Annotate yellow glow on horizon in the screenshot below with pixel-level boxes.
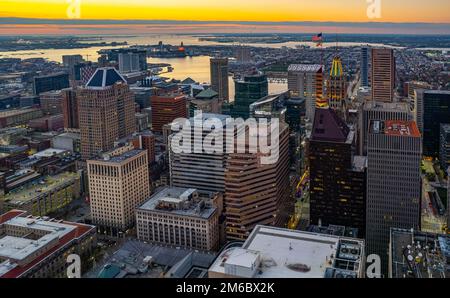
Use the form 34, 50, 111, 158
1, 0, 449, 23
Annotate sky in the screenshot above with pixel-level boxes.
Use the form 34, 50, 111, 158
0, 0, 449, 35
1, 0, 450, 23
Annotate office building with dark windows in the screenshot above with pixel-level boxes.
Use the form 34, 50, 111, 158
309, 108, 366, 237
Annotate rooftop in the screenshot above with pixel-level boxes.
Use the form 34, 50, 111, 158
93, 149, 144, 164
0, 108, 40, 118
311, 108, 351, 143
370, 120, 421, 138
195, 88, 218, 99
3, 172, 79, 205
138, 187, 217, 220
86, 67, 126, 89
288, 64, 323, 73
85, 239, 216, 278
0, 210, 95, 278
390, 228, 449, 278
209, 225, 365, 278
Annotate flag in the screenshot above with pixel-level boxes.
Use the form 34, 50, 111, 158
312, 33, 323, 47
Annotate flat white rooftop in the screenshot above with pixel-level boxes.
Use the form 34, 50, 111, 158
210, 226, 364, 278
0, 216, 76, 261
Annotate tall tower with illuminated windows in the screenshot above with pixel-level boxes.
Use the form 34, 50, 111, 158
328, 56, 346, 111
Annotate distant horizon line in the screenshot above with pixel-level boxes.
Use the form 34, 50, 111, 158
1, 17, 450, 26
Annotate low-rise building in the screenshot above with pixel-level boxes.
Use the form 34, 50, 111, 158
136, 187, 222, 251
2, 172, 81, 216
0, 108, 43, 128
0, 210, 96, 278
208, 225, 365, 278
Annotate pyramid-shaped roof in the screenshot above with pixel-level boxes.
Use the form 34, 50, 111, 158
311, 108, 350, 143
181, 77, 196, 84
195, 88, 218, 99
86, 67, 126, 89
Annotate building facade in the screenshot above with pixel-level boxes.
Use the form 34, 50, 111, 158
136, 187, 221, 251
371, 48, 395, 102
0, 210, 96, 278
309, 108, 366, 237
210, 57, 229, 102
361, 47, 369, 88
150, 93, 187, 133
287, 64, 324, 122
366, 120, 422, 275
224, 123, 291, 240
78, 68, 136, 160
420, 90, 450, 157
87, 148, 150, 234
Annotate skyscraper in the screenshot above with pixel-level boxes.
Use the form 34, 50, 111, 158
328, 56, 346, 111
150, 92, 187, 133
224, 123, 291, 240
358, 101, 412, 155
361, 47, 369, 88
309, 108, 366, 237
235, 46, 252, 63
419, 90, 450, 157
169, 113, 230, 193
33, 72, 70, 95
227, 73, 268, 119
87, 146, 150, 235
366, 120, 422, 275
439, 124, 450, 171
210, 57, 229, 102
61, 87, 79, 131
287, 64, 324, 121
371, 48, 395, 102
78, 67, 136, 160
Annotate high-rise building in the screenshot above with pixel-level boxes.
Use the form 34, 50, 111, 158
366, 120, 422, 275
419, 90, 450, 157
403, 81, 431, 99
448, 167, 450, 229
328, 56, 346, 111
224, 123, 290, 240
210, 57, 229, 102
371, 48, 395, 102
227, 73, 268, 119
439, 124, 450, 171
361, 47, 369, 88
309, 108, 366, 237
118, 52, 140, 73
235, 46, 252, 63
358, 101, 412, 155
39, 90, 63, 115
62, 54, 84, 67
136, 187, 222, 251
285, 97, 305, 134
87, 147, 150, 235
169, 113, 230, 193
287, 64, 324, 121
61, 88, 79, 131
78, 67, 136, 160
150, 92, 187, 133
33, 72, 70, 95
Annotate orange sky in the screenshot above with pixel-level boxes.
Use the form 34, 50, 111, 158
1, 0, 450, 23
